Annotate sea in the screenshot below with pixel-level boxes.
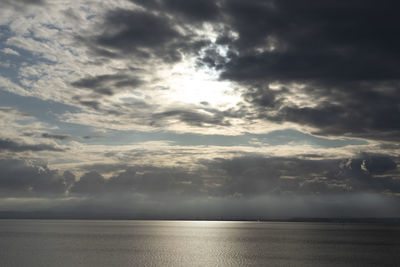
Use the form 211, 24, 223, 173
0, 220, 399, 266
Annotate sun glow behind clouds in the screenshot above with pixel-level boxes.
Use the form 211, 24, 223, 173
158, 58, 241, 108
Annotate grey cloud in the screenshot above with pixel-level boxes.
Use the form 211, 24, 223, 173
217, 0, 400, 83
2, 0, 45, 7
131, 0, 220, 22
79, 163, 127, 174
70, 171, 106, 194
75, 99, 100, 110
71, 1, 400, 140
201, 154, 399, 197
62, 171, 75, 187
87, 9, 182, 62
71, 74, 143, 95
0, 154, 399, 217
2, 193, 399, 219
243, 86, 283, 109
0, 138, 64, 152
68, 153, 399, 198
70, 166, 202, 197
1, 0, 46, 12
16, 0, 44, 4
256, 83, 400, 141
202, 156, 330, 196
193, 0, 400, 141
0, 107, 30, 117
0, 159, 67, 197
161, 0, 220, 22
153, 109, 231, 127
72, 95, 153, 120
336, 154, 399, 193
81, 5, 213, 64
82, 135, 103, 140
3, 0, 400, 219
196, 47, 230, 70
41, 133, 69, 141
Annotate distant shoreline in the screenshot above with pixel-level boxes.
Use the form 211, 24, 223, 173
1, 211, 400, 224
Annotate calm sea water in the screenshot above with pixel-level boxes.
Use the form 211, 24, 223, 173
0, 220, 399, 266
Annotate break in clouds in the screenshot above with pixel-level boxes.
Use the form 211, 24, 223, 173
0, 0, 399, 218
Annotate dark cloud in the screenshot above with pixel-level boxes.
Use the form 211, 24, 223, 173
153, 109, 231, 127
242, 86, 283, 109
82, 135, 103, 140
161, 0, 220, 21
131, 0, 220, 22
85, 9, 182, 62
201, 154, 399, 197
62, 170, 75, 187
217, 0, 400, 82
202, 156, 331, 196
2, 0, 45, 6
79, 163, 127, 174
71, 74, 143, 95
77, 0, 400, 140
0, 107, 30, 117
72, 1, 400, 139
0, 138, 64, 152
3, 0, 400, 221
67, 153, 399, 198
17, 0, 44, 4
99, 9, 177, 49
0, 152, 382, 199
0, 159, 67, 197
338, 155, 400, 193
254, 83, 400, 140
80, 3, 214, 64
70, 171, 107, 194
1, 0, 46, 12
74, 99, 101, 110
70, 166, 202, 197
0, 154, 398, 217
41, 133, 69, 141
192, 0, 400, 141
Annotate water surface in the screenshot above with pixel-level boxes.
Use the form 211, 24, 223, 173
0, 220, 399, 266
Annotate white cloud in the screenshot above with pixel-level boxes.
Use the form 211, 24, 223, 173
1, 48, 20, 56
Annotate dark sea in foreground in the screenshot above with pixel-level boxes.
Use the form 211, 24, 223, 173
0, 220, 399, 266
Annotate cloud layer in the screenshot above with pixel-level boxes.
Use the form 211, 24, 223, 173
0, 0, 399, 218
0, 154, 399, 218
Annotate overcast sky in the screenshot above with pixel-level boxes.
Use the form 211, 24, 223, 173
0, 0, 399, 219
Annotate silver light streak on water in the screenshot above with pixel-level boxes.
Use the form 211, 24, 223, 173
0, 220, 399, 266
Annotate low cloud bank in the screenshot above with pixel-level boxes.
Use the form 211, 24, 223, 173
0, 154, 399, 219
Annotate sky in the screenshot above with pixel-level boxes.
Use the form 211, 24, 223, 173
0, 0, 399, 219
